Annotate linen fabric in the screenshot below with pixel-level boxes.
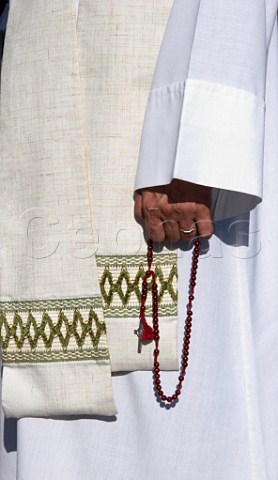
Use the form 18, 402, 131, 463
0, 0, 178, 419
77, 0, 178, 372
1, 0, 278, 479
0, 0, 118, 418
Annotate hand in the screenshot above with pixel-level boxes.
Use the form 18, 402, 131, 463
134, 179, 213, 243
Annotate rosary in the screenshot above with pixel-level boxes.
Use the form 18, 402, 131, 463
138, 239, 200, 403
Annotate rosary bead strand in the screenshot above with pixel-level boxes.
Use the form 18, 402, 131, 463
139, 239, 200, 404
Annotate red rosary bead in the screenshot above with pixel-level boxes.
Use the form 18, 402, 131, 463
139, 238, 200, 405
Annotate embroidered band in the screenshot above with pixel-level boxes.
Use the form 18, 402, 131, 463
97, 252, 178, 317
0, 297, 108, 364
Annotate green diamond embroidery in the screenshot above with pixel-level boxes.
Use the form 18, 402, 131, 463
96, 253, 177, 318
0, 298, 108, 364
0, 253, 177, 364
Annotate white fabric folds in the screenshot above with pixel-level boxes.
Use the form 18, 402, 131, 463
135, 0, 269, 221
136, 79, 265, 219
175, 80, 265, 196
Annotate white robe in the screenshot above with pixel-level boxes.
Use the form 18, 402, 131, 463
1, 1, 278, 479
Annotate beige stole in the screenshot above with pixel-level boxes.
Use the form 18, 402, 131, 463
0, 0, 176, 418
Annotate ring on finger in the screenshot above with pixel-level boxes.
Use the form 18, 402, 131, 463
180, 227, 195, 235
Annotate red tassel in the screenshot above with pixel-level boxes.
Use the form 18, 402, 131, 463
140, 322, 155, 341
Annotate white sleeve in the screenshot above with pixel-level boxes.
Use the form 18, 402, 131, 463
135, 0, 277, 220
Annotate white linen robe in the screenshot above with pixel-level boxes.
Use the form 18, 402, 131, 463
1, 1, 278, 479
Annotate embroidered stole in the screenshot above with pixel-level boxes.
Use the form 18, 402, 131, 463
0, 0, 176, 418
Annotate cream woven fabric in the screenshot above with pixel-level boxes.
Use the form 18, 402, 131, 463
0, 0, 176, 418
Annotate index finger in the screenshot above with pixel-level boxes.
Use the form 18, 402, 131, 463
194, 207, 214, 239
144, 206, 166, 243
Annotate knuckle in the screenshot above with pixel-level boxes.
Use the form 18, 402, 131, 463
160, 202, 172, 217
193, 203, 205, 215
144, 205, 160, 218
197, 220, 214, 238
161, 218, 175, 229
143, 197, 154, 210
